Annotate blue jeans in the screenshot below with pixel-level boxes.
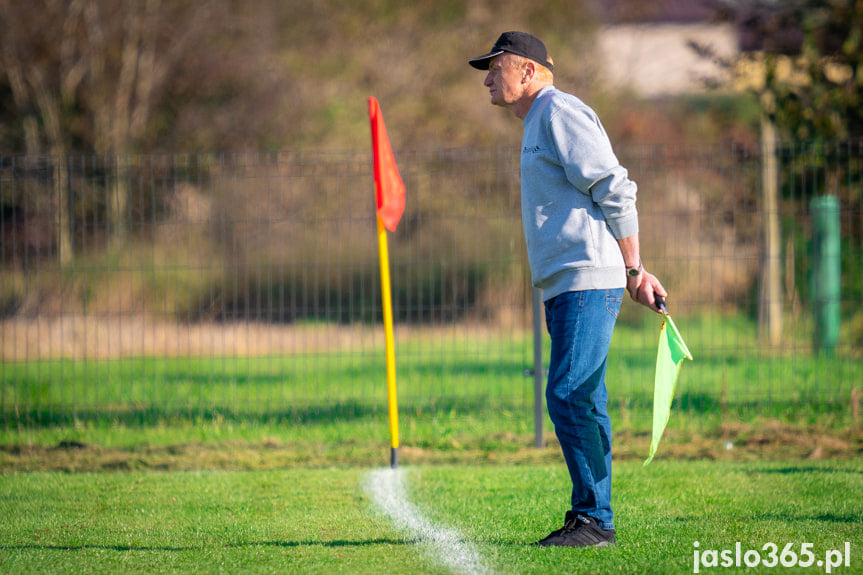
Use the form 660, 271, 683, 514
544, 289, 623, 531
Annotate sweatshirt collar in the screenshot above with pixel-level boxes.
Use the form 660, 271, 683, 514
523, 85, 556, 123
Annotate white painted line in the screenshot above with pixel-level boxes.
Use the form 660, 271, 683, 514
367, 468, 490, 575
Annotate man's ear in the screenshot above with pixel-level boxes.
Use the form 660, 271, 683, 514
522, 61, 537, 83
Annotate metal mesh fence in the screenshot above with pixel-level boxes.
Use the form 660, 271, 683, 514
1, 143, 861, 433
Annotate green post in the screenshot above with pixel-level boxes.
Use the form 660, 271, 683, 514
810, 195, 841, 355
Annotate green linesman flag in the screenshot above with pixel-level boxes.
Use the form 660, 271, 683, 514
644, 313, 693, 466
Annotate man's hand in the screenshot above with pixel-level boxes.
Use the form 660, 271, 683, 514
627, 270, 668, 314
617, 234, 668, 314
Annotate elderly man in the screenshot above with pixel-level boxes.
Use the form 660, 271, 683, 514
469, 31, 667, 548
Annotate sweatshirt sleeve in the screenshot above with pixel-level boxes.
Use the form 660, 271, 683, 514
547, 105, 639, 239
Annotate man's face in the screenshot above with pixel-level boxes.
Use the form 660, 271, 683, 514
484, 53, 525, 108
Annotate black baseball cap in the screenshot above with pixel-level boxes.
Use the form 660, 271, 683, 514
469, 31, 554, 71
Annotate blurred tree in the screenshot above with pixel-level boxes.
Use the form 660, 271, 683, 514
0, 0, 228, 255
701, 0, 863, 344
0, 0, 230, 155
0, 0, 599, 155
710, 0, 863, 141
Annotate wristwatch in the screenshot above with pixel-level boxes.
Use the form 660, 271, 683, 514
626, 261, 643, 277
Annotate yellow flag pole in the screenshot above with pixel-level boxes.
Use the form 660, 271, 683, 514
377, 214, 399, 468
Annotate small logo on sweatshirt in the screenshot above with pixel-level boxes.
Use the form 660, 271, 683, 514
522, 145, 542, 154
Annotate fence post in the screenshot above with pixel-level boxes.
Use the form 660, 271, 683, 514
532, 287, 544, 448
56, 156, 73, 266
810, 195, 841, 355
759, 101, 783, 345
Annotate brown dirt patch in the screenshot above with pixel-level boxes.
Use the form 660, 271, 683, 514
1, 420, 859, 473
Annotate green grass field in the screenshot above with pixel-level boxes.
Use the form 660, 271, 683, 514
1, 314, 861, 573
0, 460, 860, 574
2, 314, 859, 442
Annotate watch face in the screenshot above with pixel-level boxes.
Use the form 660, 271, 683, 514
627, 268, 641, 277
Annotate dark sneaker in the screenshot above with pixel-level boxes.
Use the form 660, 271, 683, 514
533, 511, 616, 548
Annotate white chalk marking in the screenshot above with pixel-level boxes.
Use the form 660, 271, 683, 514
366, 467, 490, 575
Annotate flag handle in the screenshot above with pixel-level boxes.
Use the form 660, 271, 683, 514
377, 214, 400, 468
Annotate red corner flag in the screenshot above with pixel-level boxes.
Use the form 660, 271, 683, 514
368, 97, 405, 232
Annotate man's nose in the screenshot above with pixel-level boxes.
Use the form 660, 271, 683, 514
484, 72, 493, 87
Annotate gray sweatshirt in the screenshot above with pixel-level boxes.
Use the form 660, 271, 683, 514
520, 85, 639, 301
